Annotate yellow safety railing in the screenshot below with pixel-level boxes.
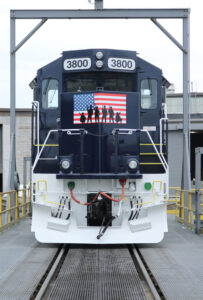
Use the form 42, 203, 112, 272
167, 187, 203, 232
0, 188, 30, 232
167, 187, 181, 217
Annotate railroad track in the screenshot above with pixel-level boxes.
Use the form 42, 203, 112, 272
31, 245, 165, 300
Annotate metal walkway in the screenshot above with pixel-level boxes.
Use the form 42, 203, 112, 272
0, 216, 203, 299
46, 246, 147, 300
0, 218, 58, 300
139, 215, 203, 300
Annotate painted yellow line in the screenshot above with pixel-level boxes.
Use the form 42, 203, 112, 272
140, 153, 166, 155
142, 200, 153, 205
34, 144, 59, 147
140, 144, 166, 146
43, 195, 64, 206
140, 163, 162, 165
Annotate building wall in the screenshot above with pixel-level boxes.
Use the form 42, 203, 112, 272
166, 93, 203, 114
168, 130, 183, 190
0, 110, 31, 192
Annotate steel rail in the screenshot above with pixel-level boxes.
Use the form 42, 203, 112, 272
130, 245, 163, 300
33, 244, 163, 300
35, 246, 66, 300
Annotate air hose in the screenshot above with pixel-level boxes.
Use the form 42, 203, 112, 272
97, 216, 117, 240
68, 181, 125, 239
70, 189, 99, 206
69, 180, 126, 204
100, 183, 125, 202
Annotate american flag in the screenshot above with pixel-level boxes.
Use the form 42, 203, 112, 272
73, 93, 126, 124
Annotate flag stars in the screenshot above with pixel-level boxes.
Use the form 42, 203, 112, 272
73, 93, 127, 124
74, 94, 95, 111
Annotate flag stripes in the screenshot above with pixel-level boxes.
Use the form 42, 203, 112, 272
73, 93, 127, 124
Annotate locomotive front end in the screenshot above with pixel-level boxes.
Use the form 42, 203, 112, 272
31, 49, 168, 243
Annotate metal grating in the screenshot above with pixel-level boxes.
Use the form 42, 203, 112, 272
0, 218, 59, 300
139, 215, 203, 300
47, 246, 147, 300
0, 219, 36, 282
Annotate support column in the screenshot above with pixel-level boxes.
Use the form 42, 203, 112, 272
95, 0, 103, 9
8, 17, 16, 219
8, 16, 46, 220
195, 148, 201, 234
182, 14, 191, 222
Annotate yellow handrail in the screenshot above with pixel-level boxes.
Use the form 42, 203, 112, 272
167, 187, 203, 232
22, 190, 24, 217
8, 193, 11, 225
0, 188, 30, 232
15, 191, 18, 220
27, 189, 30, 214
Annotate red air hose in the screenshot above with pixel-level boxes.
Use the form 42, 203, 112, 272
100, 183, 125, 202
69, 182, 125, 204
70, 189, 99, 205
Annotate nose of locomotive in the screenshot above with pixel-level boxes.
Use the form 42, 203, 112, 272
57, 91, 142, 179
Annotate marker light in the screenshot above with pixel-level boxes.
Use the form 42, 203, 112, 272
68, 181, 75, 190
96, 51, 104, 59
128, 160, 138, 170
144, 182, 152, 191
96, 60, 103, 68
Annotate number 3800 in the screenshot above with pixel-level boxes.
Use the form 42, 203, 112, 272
63, 58, 91, 70
108, 58, 135, 70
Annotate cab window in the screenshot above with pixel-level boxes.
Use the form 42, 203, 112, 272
66, 72, 133, 92
141, 79, 157, 109
42, 79, 59, 109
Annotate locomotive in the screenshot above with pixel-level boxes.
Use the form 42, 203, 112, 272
30, 49, 169, 243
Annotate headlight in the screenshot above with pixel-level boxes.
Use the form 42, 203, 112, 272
96, 51, 103, 59
61, 159, 71, 172
128, 159, 138, 171
62, 160, 70, 169
96, 60, 103, 68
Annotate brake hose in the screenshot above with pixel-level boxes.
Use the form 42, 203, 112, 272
97, 216, 117, 240
100, 183, 125, 202
69, 183, 125, 240
128, 200, 133, 221
66, 201, 71, 220
132, 197, 143, 220
70, 183, 125, 204
70, 189, 99, 205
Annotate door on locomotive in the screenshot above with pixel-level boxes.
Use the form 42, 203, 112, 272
31, 49, 168, 244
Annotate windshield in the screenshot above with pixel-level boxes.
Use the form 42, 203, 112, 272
66, 72, 133, 92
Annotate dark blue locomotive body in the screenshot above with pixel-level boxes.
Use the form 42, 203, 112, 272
32, 49, 167, 178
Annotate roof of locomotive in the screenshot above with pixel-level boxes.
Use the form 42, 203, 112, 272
37, 49, 159, 72
33, 49, 170, 87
